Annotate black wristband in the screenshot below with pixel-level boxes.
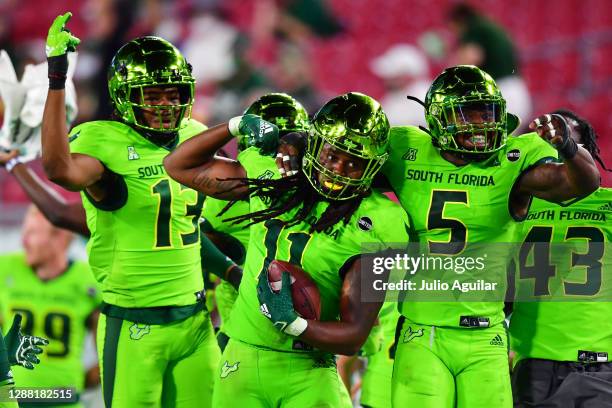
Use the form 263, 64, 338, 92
558, 136, 578, 160
47, 54, 68, 90
550, 113, 578, 160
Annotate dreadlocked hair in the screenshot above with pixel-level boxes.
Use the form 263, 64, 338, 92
553, 109, 610, 172
218, 171, 367, 233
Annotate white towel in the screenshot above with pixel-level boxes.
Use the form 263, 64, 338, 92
0, 50, 78, 162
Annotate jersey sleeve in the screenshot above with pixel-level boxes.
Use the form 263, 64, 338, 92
237, 147, 279, 180
201, 198, 229, 231
511, 132, 559, 172
179, 119, 208, 141
370, 197, 411, 247
68, 122, 109, 163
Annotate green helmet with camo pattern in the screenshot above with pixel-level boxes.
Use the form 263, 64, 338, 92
108, 36, 195, 133
245, 93, 309, 133
302, 92, 390, 200
425, 65, 519, 158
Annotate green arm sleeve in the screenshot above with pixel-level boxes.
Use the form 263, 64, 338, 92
200, 232, 241, 288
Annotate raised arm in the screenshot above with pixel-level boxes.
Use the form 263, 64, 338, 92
42, 13, 105, 191
515, 114, 600, 203
1, 151, 89, 236
164, 115, 278, 200
257, 258, 382, 356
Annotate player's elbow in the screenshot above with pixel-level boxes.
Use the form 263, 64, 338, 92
163, 155, 183, 183
44, 167, 83, 192
42, 156, 68, 184
339, 330, 370, 356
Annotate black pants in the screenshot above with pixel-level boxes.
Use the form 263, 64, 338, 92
512, 358, 612, 407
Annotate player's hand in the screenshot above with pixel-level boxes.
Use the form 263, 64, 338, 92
257, 270, 306, 336
275, 132, 306, 177
0, 149, 19, 167
529, 113, 577, 159
46, 12, 80, 57
228, 114, 279, 156
4, 314, 49, 369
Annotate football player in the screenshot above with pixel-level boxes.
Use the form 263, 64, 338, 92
201, 92, 310, 349
164, 92, 409, 407
41, 13, 219, 407
274, 66, 600, 407
509, 109, 612, 406
0, 205, 100, 407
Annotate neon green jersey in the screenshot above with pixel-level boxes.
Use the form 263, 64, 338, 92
201, 196, 251, 324
510, 188, 612, 363
225, 148, 410, 352
69, 120, 207, 308
201, 197, 250, 266
383, 126, 558, 327
0, 253, 100, 391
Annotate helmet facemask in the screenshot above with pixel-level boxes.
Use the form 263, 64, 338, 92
425, 65, 509, 159
302, 93, 389, 201
128, 82, 194, 133
431, 97, 507, 155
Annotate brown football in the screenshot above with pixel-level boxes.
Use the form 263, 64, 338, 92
267, 260, 321, 320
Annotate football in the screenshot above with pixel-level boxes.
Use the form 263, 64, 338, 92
267, 260, 321, 320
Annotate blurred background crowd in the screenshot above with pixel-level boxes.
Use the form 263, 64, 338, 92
0, 0, 611, 229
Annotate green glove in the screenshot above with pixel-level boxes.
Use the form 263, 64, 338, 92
46, 12, 80, 57
257, 270, 307, 336
4, 314, 48, 370
228, 114, 279, 156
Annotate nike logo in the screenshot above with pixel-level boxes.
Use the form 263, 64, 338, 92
220, 361, 240, 378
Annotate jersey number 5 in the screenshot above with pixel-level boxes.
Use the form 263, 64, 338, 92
427, 190, 468, 255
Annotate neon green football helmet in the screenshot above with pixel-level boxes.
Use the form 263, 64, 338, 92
108, 36, 195, 133
244, 93, 309, 133
425, 65, 518, 158
302, 92, 390, 200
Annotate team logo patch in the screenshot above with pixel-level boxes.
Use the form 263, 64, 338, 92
127, 146, 140, 160
489, 334, 505, 346
403, 326, 424, 343
129, 323, 150, 340
358, 216, 373, 231
506, 149, 521, 162
220, 361, 240, 378
402, 148, 418, 161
